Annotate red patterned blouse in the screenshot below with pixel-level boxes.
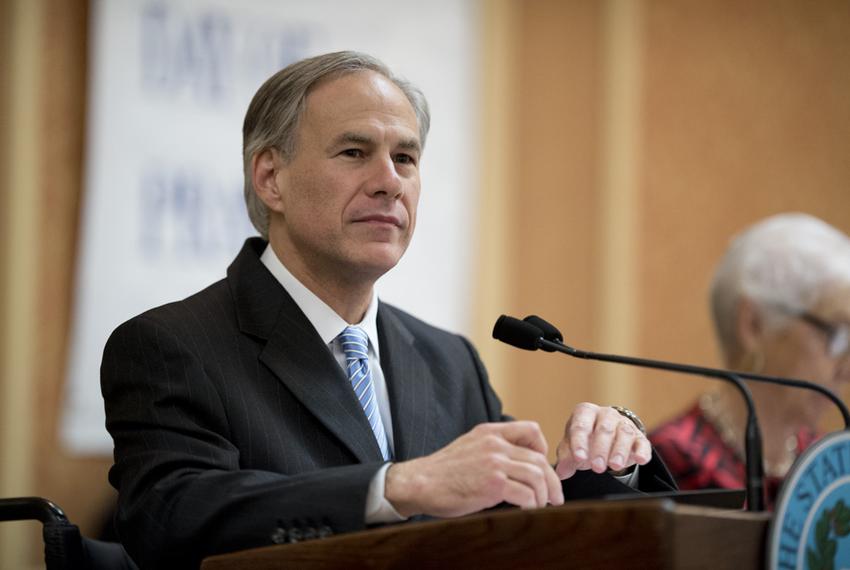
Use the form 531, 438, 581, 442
649, 402, 818, 509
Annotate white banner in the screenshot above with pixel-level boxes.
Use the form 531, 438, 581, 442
63, 0, 480, 453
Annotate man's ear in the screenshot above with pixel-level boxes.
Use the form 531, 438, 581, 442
251, 148, 286, 214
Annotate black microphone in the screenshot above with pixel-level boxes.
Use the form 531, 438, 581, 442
492, 314, 767, 512
525, 314, 850, 427
492, 315, 543, 351
524, 314, 563, 343
524, 315, 562, 351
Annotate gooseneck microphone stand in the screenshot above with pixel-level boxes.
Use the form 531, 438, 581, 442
493, 315, 766, 511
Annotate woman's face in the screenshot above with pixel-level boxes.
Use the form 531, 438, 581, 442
761, 285, 850, 427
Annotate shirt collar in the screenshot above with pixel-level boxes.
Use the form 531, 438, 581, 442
260, 244, 380, 356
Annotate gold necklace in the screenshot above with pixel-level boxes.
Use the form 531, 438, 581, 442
698, 392, 798, 478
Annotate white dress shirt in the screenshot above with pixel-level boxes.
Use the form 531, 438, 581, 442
260, 245, 404, 523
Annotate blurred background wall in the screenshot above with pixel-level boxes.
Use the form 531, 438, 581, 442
2, 0, 849, 567
480, 0, 850, 455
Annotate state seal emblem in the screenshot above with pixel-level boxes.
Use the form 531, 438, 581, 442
769, 430, 850, 569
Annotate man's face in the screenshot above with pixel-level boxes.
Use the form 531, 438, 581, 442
269, 70, 421, 285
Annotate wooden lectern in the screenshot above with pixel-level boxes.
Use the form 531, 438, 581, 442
201, 499, 771, 569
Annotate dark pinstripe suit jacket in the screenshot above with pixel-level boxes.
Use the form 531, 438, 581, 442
102, 238, 674, 569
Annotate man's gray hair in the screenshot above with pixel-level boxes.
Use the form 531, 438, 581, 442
710, 212, 850, 359
242, 51, 431, 239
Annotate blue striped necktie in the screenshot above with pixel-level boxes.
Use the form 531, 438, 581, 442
338, 326, 391, 460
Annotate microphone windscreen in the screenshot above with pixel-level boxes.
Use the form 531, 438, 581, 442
492, 315, 543, 351
523, 315, 563, 343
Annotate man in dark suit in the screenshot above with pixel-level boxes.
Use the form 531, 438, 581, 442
102, 51, 674, 569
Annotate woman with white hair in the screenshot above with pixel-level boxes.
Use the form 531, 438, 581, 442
649, 213, 850, 507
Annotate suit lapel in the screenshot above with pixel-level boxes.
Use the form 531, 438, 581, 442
228, 239, 383, 463
378, 305, 435, 461
260, 312, 383, 463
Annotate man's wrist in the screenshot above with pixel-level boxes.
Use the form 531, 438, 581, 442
365, 463, 407, 524
384, 461, 423, 518
608, 406, 646, 479
611, 405, 647, 434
